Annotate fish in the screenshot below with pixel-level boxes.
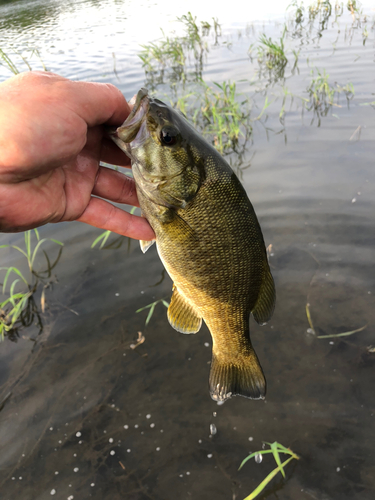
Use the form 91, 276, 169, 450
109, 88, 276, 402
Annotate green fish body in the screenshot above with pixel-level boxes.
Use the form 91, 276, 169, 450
110, 89, 276, 402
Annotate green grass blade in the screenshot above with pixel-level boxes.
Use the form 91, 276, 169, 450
270, 441, 285, 478
145, 303, 156, 326
317, 324, 367, 339
243, 456, 294, 500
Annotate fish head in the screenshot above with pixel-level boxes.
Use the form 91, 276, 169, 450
109, 88, 208, 209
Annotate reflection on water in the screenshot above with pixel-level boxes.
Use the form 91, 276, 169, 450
0, 1, 375, 499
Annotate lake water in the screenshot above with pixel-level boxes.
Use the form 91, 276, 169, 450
0, 1, 375, 499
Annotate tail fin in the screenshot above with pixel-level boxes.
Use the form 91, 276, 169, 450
209, 351, 266, 402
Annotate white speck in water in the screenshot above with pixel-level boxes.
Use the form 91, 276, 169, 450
141, 290, 144, 294
19, 477, 22, 480
73, 454, 77, 457
156, 447, 160, 451
306, 328, 315, 335
141, 431, 144, 435
217, 400, 225, 406
110, 450, 115, 456
204, 342, 209, 347
123, 353, 126, 356
150, 423, 155, 428
124, 425, 129, 429
146, 414, 151, 419
115, 293, 119, 296
352, 198, 356, 203
212, 412, 217, 417
255, 453, 263, 464
109, 438, 114, 443
49, 427, 53, 431
210, 424, 217, 435
330, 341, 334, 345
58, 440, 62, 444
127, 449, 131, 453
103, 430, 107, 434
186, 471, 190, 475
248, 437, 254, 441
50, 489, 56, 495
78, 440, 83, 444
76, 432, 81, 437
198, 439, 202, 443
90, 483, 95, 487
160, 429, 164, 433
73, 468, 79, 473
55, 471, 59, 475
179, 474, 183, 478
358, 191, 361, 195
11, 477, 15, 481
207, 454, 213, 458
336, 467, 341, 472
134, 424, 139, 429
68, 496, 74, 500
233, 427, 237, 431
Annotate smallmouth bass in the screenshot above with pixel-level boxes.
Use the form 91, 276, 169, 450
110, 88, 276, 402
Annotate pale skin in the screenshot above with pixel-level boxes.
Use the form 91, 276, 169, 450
0, 71, 155, 241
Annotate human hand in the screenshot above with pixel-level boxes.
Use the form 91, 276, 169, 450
0, 71, 155, 241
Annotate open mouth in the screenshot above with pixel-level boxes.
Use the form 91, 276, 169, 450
107, 88, 150, 154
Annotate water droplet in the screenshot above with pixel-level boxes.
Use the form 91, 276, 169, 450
207, 454, 213, 458
204, 342, 209, 347
134, 424, 139, 428
336, 467, 340, 472
248, 437, 253, 441
255, 453, 263, 464
210, 424, 217, 435
90, 483, 95, 487
68, 496, 74, 500
115, 293, 119, 296
216, 400, 225, 406
127, 449, 131, 453
212, 412, 217, 417
186, 471, 190, 475
54, 471, 59, 475
146, 414, 151, 419
49, 427, 53, 431
306, 328, 315, 335
150, 423, 155, 428
76, 432, 81, 437
50, 489, 56, 495
73, 468, 79, 473
110, 450, 115, 456
352, 198, 356, 203
109, 438, 114, 443
156, 447, 160, 451
124, 425, 129, 429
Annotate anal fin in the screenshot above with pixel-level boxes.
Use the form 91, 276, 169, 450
252, 268, 276, 326
167, 285, 202, 334
209, 350, 266, 402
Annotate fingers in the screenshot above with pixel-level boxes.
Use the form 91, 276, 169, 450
100, 137, 131, 167
76, 197, 155, 241
93, 166, 139, 206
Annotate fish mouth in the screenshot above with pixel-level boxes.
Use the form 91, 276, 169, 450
107, 88, 150, 155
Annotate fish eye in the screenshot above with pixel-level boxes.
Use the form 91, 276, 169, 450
160, 127, 178, 146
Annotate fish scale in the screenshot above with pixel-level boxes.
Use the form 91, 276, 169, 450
110, 88, 276, 402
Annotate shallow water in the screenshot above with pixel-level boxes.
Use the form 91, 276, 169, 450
0, 1, 375, 499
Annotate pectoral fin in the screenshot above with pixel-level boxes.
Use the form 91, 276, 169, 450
167, 285, 202, 334
251, 268, 276, 326
140, 239, 155, 253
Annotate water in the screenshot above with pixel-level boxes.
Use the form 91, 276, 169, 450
1, 1, 375, 499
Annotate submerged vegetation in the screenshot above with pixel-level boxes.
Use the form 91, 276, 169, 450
0, 230, 63, 341
239, 441, 300, 499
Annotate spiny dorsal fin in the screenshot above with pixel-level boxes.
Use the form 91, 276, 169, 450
167, 285, 202, 334
209, 350, 266, 402
252, 268, 276, 326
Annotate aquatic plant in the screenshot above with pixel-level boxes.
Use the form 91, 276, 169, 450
139, 12, 221, 87
239, 441, 299, 499
136, 298, 169, 326
305, 68, 354, 125
0, 45, 46, 76
0, 229, 63, 341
